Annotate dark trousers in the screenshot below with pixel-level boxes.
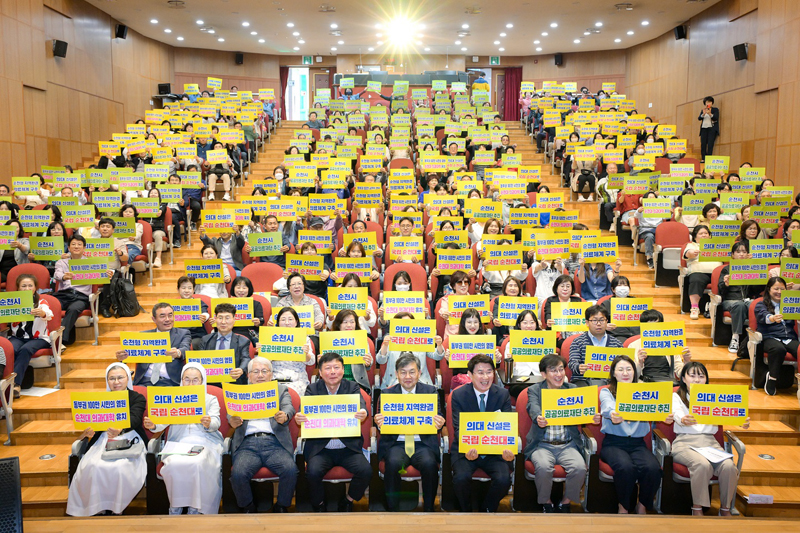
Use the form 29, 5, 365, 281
53, 289, 90, 345
231, 433, 298, 508
306, 447, 372, 507
383, 443, 439, 511
577, 174, 596, 194
9, 337, 52, 386
687, 272, 712, 298
187, 198, 202, 224
700, 128, 717, 158
763, 338, 800, 381
170, 209, 185, 244
452, 455, 512, 512
599, 434, 661, 511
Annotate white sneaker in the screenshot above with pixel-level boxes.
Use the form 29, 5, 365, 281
223, 192, 231, 201
208, 193, 215, 201
588, 194, 594, 201
577, 196, 586, 202
153, 258, 162, 268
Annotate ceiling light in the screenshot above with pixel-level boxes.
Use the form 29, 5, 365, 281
627, 30, 634, 35
150, 19, 158, 24
536, 47, 542, 51
416, 41, 423, 45
368, 47, 374, 51
250, 31, 257, 35
375, 23, 382, 29
461, 47, 467, 51
386, 17, 417, 46
614, 38, 621, 43
377, 40, 383, 45
541, 32, 548, 36
455, 40, 461, 45
242, 22, 250, 27
376, 33, 382, 37
641, 20, 649, 26
218, 38, 225, 42
164, 29, 172, 33
419, 24, 426, 30
287, 22, 294, 27
584, 31, 590, 35
196, 20, 203, 25
424, 47, 430, 51
331, 46, 337, 50
258, 39, 265, 43
534, 40, 540, 44
330, 23, 338, 29
338, 40, 344, 44
208, 29, 215, 34
298, 39, 305, 43
500, 32, 507, 37
550, 22, 558, 28
595, 22, 603, 27
574, 39, 580, 43
493, 40, 500, 45
506, 23, 513, 28
292, 31, 299, 36
499, 47, 505, 51
177, 36, 184, 41
462, 24, 469, 29
293, 47, 299, 50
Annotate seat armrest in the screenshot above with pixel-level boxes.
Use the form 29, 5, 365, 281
581, 427, 597, 459
725, 430, 746, 472
652, 428, 671, 463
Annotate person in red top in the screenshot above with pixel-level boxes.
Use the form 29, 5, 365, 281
616, 190, 642, 226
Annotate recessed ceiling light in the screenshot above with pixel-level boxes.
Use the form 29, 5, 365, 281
368, 47, 374, 51
627, 30, 634, 35
424, 47, 430, 51
534, 40, 540, 44
374, 23, 382, 29
287, 22, 294, 27
242, 22, 250, 27
177, 36, 184, 41
614, 38, 621, 43
258, 39, 265, 43
338, 40, 344, 44
462, 24, 469, 29
506, 23, 513, 28
208, 29, 215, 34
164, 29, 172, 33
455, 40, 461, 45
293, 47, 299, 50
595, 22, 603, 27
250, 31, 257, 35
536, 47, 542, 51
641, 20, 649, 26
330, 23, 338, 29
376, 33, 382, 37
493, 40, 500, 45
218, 38, 225, 42
331, 47, 337, 51
416, 41, 423, 45
377, 41, 383, 45
196, 20, 203, 25
500, 32, 507, 37
574, 39, 580, 43
298, 39, 305, 44
541, 32, 548, 36
550, 22, 558, 28
499, 47, 505, 52
461, 47, 467, 51
419, 24, 426, 30
150, 19, 158, 24
584, 31, 590, 36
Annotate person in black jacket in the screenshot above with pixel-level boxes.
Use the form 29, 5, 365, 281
198, 302, 249, 384
296, 352, 371, 512
375, 353, 445, 512
698, 96, 720, 158
718, 242, 762, 353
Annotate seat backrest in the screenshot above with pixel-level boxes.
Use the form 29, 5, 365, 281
434, 299, 447, 338
678, 157, 701, 173
596, 294, 612, 307
383, 263, 428, 293
655, 221, 690, 249
7, 263, 51, 294
560, 334, 578, 363
654, 157, 672, 175
307, 294, 327, 318
133, 385, 156, 440
242, 262, 285, 294
710, 264, 726, 296
206, 385, 232, 437
525, 266, 537, 297
748, 297, 762, 329
679, 242, 690, 269
0, 337, 14, 380
517, 387, 532, 449
163, 206, 173, 232
40, 294, 63, 336
286, 387, 301, 447
224, 264, 237, 295
253, 294, 272, 322
138, 220, 154, 252
193, 294, 214, 333
622, 334, 640, 348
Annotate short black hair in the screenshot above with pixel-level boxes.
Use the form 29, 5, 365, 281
98, 217, 116, 229
68, 234, 86, 247
231, 276, 254, 297
318, 351, 344, 368
467, 353, 495, 373
539, 353, 565, 374
585, 304, 609, 321
214, 303, 237, 316
639, 309, 663, 323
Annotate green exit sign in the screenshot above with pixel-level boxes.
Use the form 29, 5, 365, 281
490, 56, 500, 65
302, 56, 313, 65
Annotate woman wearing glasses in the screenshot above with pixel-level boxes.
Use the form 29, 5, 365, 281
438, 270, 477, 342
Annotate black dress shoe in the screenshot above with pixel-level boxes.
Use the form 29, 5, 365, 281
312, 503, 327, 512
101, 307, 113, 319
241, 502, 257, 513
542, 503, 555, 513
557, 502, 571, 513
338, 497, 354, 512
272, 504, 289, 513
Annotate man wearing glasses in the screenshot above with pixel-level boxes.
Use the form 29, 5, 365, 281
228, 356, 299, 513
567, 305, 623, 387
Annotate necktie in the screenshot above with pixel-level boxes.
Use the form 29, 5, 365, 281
218, 335, 227, 350
479, 393, 486, 412
150, 363, 162, 385
404, 435, 415, 458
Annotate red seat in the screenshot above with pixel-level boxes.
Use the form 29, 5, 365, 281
0, 337, 16, 442
746, 297, 798, 388
242, 262, 285, 295
244, 388, 301, 481
653, 221, 689, 289
383, 263, 428, 294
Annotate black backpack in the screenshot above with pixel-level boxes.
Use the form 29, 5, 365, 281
109, 271, 143, 318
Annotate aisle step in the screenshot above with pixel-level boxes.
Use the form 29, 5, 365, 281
736, 444, 800, 486
725, 421, 800, 445
0, 444, 71, 486
736, 485, 800, 517
21, 486, 69, 518
12, 420, 81, 446
61, 369, 107, 389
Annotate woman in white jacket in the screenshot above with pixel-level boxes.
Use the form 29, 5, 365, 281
10, 274, 53, 398
143, 363, 224, 515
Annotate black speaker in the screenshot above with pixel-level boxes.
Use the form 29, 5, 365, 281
52, 39, 68, 58
235, 53, 244, 65
0, 458, 23, 533
115, 24, 128, 39
733, 43, 748, 61
158, 83, 171, 95
674, 25, 686, 40
554, 53, 563, 66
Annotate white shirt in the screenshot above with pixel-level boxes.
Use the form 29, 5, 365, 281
672, 392, 716, 435
397, 385, 421, 442
245, 417, 274, 436
474, 387, 490, 410
220, 239, 234, 267
142, 328, 173, 380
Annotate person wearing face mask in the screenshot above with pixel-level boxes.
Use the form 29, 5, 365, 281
66, 362, 148, 516
600, 276, 640, 342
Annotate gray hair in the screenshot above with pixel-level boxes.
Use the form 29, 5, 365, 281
395, 352, 421, 372
247, 356, 273, 374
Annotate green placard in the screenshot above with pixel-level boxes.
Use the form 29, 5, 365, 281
30, 236, 64, 261
68, 258, 111, 285
247, 232, 283, 257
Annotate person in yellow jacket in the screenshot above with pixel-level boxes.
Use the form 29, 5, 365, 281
471, 72, 490, 93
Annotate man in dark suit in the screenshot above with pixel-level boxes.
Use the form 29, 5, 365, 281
198, 302, 249, 384
698, 95, 720, 158
228, 356, 299, 513
450, 353, 514, 512
296, 352, 371, 512
115, 302, 191, 387
375, 353, 445, 512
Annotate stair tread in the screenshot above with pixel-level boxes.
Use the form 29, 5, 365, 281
22, 485, 69, 504
737, 444, 800, 474
15, 419, 81, 435
725, 420, 799, 434
737, 485, 800, 503
0, 444, 71, 475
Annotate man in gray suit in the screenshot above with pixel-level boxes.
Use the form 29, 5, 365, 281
198, 302, 249, 384
116, 302, 191, 387
229, 356, 299, 513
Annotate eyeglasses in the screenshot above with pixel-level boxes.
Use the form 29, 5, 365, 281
456, 280, 470, 286
249, 369, 272, 376
587, 318, 608, 325
182, 378, 203, 385
546, 367, 566, 374
107, 376, 127, 383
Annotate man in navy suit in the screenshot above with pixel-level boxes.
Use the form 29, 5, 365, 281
198, 302, 249, 384
115, 302, 191, 387
450, 353, 514, 512
375, 353, 445, 512
296, 352, 371, 512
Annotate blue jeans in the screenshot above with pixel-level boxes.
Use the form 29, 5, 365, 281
10, 337, 52, 386
126, 244, 141, 261
231, 433, 298, 508
639, 229, 656, 258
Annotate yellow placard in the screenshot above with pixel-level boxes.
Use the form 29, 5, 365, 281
286, 253, 324, 281
187, 350, 236, 383
379, 394, 438, 434
210, 297, 253, 327
382, 291, 426, 319
550, 302, 591, 332
581, 236, 618, 263
448, 334, 495, 368
354, 182, 383, 209
535, 234, 571, 259
257, 326, 307, 361
320, 330, 369, 365
483, 244, 525, 271
615, 382, 673, 422
464, 198, 503, 220
435, 248, 472, 275
496, 297, 539, 327
298, 229, 333, 254
641, 321, 686, 356
328, 287, 368, 317
334, 257, 372, 283
508, 330, 556, 363
120, 332, 171, 363
583, 347, 636, 378
300, 394, 362, 438
389, 319, 436, 352
222, 381, 280, 420
185, 259, 225, 284
147, 385, 205, 424
70, 391, 130, 431
541, 386, 598, 425
389, 236, 423, 262
689, 384, 748, 426
342, 232, 377, 254
201, 209, 236, 234
610, 297, 653, 327
448, 294, 491, 325
458, 412, 518, 454
206, 148, 227, 164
